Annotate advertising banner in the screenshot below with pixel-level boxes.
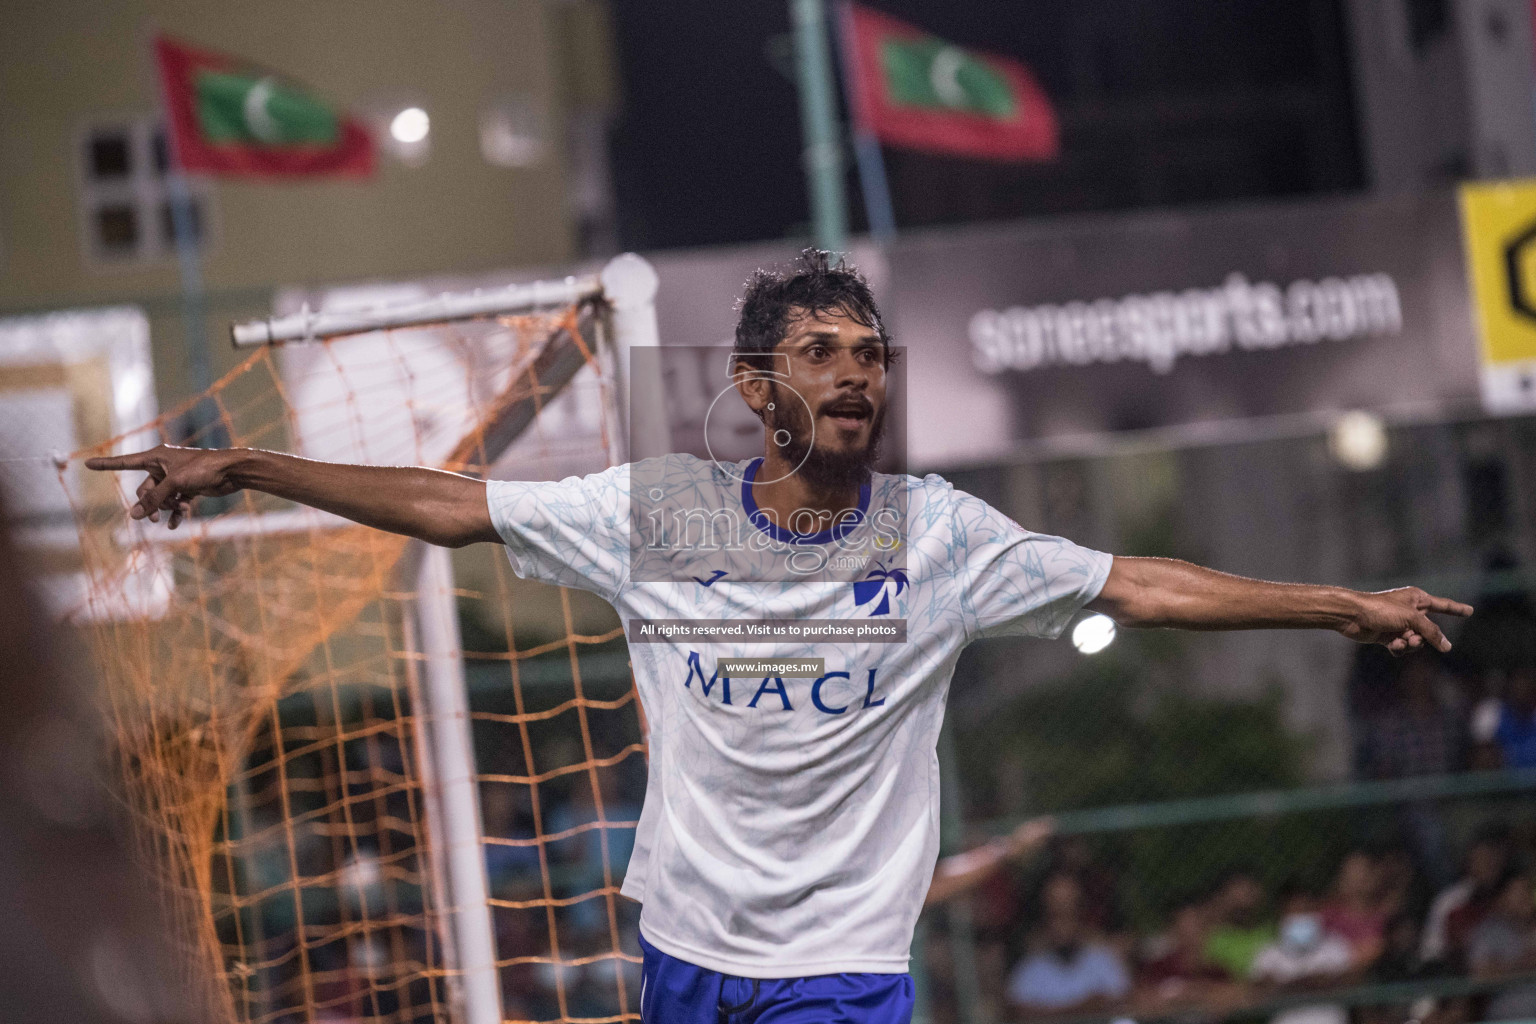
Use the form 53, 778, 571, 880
642, 192, 1483, 468
1460, 178, 1536, 414
888, 192, 1480, 466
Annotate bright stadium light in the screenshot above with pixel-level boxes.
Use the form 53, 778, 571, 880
1072, 613, 1117, 654
390, 106, 430, 144
1328, 410, 1388, 471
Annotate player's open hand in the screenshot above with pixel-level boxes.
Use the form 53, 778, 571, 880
1340, 586, 1473, 656
85, 445, 241, 529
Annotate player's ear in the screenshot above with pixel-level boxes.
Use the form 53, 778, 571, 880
734, 358, 772, 419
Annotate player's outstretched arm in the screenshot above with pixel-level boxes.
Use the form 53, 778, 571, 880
1085, 555, 1473, 656
85, 445, 501, 548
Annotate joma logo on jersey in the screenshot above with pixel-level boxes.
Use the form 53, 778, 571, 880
682, 651, 886, 715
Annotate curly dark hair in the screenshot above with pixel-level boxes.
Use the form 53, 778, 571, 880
733, 249, 893, 370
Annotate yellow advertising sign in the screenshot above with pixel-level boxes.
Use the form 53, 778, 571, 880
1460, 179, 1536, 411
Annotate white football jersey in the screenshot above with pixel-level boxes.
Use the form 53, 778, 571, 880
487, 454, 1111, 978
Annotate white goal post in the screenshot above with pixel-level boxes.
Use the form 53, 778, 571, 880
226, 252, 663, 1024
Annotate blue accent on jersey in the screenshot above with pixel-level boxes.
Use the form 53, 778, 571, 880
638, 931, 915, 1024
740, 457, 872, 545
853, 565, 908, 616
692, 569, 730, 587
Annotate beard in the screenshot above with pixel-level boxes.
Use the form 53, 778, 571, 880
766, 382, 885, 491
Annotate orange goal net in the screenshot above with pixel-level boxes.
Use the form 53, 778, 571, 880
56, 271, 650, 1024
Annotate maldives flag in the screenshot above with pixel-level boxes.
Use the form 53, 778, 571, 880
154, 36, 373, 177
840, 4, 1058, 162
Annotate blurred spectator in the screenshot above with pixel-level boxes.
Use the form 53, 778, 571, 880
1372, 911, 1432, 983
1375, 844, 1432, 922
969, 841, 1030, 946
1005, 871, 1130, 1014
924, 819, 1052, 1021
1320, 850, 1386, 965
925, 816, 1536, 1024
1203, 871, 1275, 979
1050, 835, 1127, 939
1451, 550, 1536, 684
1137, 899, 1237, 1008
1351, 650, 1463, 886
546, 770, 643, 935
497, 909, 553, 1021
1421, 823, 1517, 966
1250, 885, 1356, 1024
1468, 874, 1536, 1020
1361, 912, 1460, 1024
1471, 667, 1536, 770
482, 783, 542, 896
537, 929, 633, 1021
1348, 645, 1402, 732
925, 816, 1053, 908
1357, 657, 1463, 779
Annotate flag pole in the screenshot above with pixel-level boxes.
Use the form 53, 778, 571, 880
834, 2, 897, 245
153, 36, 222, 449
790, 0, 849, 254
165, 169, 218, 444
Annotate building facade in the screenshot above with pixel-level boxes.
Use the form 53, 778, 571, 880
0, 0, 616, 407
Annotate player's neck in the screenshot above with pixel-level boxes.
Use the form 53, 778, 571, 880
750, 447, 863, 533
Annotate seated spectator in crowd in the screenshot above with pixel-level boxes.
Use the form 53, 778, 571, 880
1375, 844, 1432, 921
1006, 871, 1130, 1014
1357, 655, 1463, 780
1052, 834, 1128, 941
1204, 870, 1275, 980
1471, 668, 1536, 769
481, 783, 543, 896
1360, 911, 1470, 1024
1421, 823, 1517, 967
1250, 886, 1358, 1024
545, 769, 643, 934
1351, 649, 1464, 887
1137, 899, 1241, 1010
1321, 850, 1387, 965
1372, 912, 1435, 984
923, 820, 1053, 1024
1468, 874, 1536, 1021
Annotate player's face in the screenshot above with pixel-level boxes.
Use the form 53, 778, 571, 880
767, 307, 887, 486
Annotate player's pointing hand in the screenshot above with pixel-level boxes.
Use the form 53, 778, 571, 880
85, 445, 240, 529
1339, 586, 1474, 656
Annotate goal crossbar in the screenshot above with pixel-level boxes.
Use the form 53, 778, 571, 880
132, 310, 604, 550
230, 273, 603, 346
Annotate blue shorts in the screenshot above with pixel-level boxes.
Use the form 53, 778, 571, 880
637, 931, 915, 1024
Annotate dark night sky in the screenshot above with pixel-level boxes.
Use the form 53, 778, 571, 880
606, 0, 1361, 251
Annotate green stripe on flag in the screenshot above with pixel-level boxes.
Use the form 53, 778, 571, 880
194, 70, 339, 145
880, 38, 1016, 119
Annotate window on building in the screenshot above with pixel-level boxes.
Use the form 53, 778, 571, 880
78, 118, 212, 267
